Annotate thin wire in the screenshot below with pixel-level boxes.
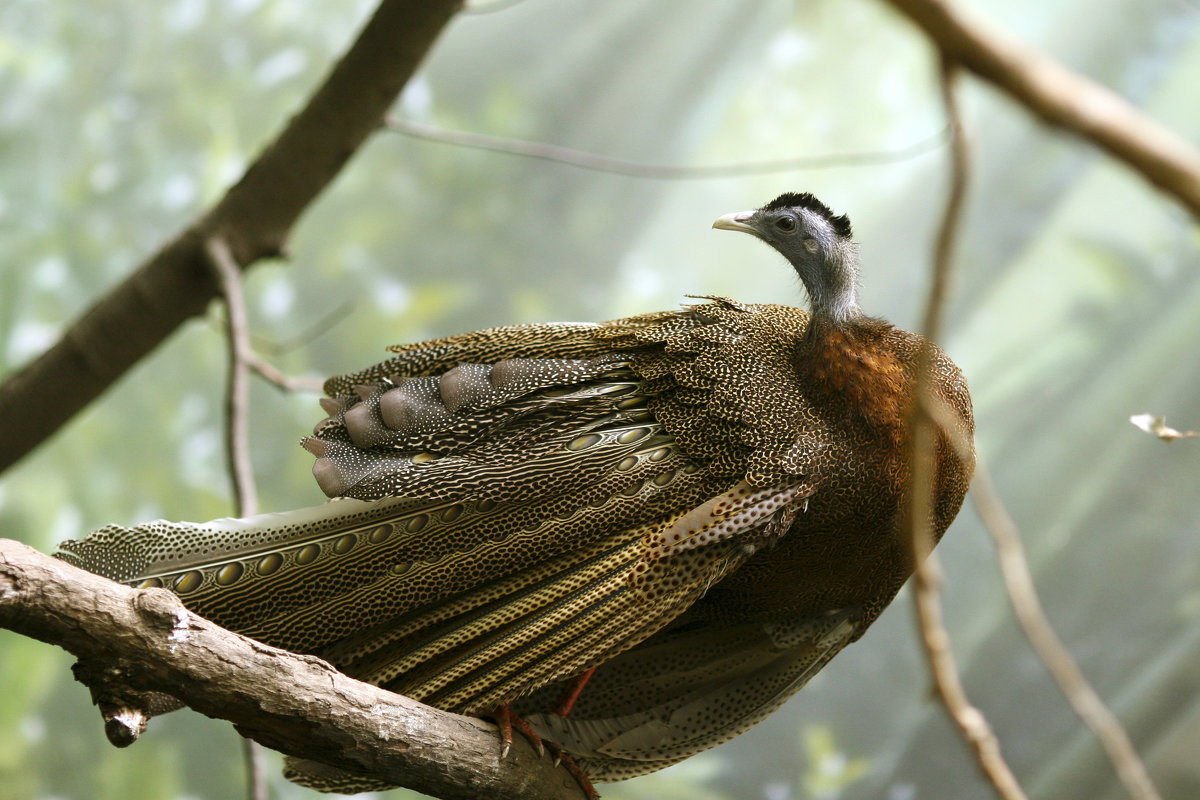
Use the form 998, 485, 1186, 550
463, 0, 534, 14
384, 116, 948, 179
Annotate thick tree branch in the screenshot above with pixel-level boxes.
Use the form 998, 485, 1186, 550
0, 538, 584, 800
883, 0, 1200, 219
0, 0, 461, 475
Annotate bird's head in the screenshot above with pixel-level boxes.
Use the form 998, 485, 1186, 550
713, 192, 860, 323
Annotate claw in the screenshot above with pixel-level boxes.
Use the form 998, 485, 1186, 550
486, 706, 599, 798
498, 712, 512, 759
489, 704, 544, 759
545, 743, 600, 800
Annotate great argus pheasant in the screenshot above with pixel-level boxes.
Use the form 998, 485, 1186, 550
57, 192, 975, 794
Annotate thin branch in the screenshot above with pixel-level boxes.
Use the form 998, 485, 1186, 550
913, 553, 1028, 800
207, 236, 259, 519
885, 5, 1170, 796
208, 235, 267, 800
242, 738, 268, 800
883, 0, 1200, 219
906, 60, 1029, 800
245, 352, 325, 394
0, 0, 461, 475
0, 538, 584, 800
384, 116, 948, 178
202, 312, 326, 394
971, 463, 1164, 800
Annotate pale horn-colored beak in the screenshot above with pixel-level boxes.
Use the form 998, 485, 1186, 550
712, 210, 759, 235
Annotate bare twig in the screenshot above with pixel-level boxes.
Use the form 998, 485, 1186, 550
245, 352, 325, 394
207, 236, 259, 520
203, 312, 326, 393
910, 48, 1162, 800
884, 3, 1170, 794
971, 463, 1164, 800
883, 0, 1200, 219
207, 235, 267, 799
385, 116, 948, 178
906, 59, 1029, 800
0, 539, 585, 800
242, 737, 268, 800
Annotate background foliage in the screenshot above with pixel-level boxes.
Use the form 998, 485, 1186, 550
1, 0, 1198, 798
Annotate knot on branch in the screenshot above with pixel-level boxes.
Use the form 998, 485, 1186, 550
72, 660, 184, 748
134, 587, 192, 642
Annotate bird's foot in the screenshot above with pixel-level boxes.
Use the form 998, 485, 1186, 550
489, 703, 544, 759
488, 705, 601, 798
553, 665, 598, 718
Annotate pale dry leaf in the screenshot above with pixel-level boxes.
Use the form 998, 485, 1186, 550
1129, 413, 1200, 442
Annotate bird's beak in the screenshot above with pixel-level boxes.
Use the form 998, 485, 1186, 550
712, 211, 759, 236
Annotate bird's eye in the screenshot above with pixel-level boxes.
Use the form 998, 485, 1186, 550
776, 216, 796, 232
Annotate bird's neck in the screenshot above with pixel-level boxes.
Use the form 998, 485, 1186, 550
800, 246, 859, 324
808, 292, 860, 324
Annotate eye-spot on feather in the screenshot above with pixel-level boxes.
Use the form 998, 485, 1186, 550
174, 570, 202, 593
257, 553, 282, 575
216, 562, 243, 586
293, 544, 319, 564
617, 427, 651, 445
567, 433, 604, 451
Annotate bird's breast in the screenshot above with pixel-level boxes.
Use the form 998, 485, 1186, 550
797, 319, 912, 446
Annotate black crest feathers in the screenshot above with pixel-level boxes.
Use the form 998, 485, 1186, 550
763, 192, 853, 239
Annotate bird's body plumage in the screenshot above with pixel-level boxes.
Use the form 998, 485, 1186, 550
57, 193, 975, 789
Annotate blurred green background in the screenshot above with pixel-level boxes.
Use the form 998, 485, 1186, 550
1, 0, 1198, 798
